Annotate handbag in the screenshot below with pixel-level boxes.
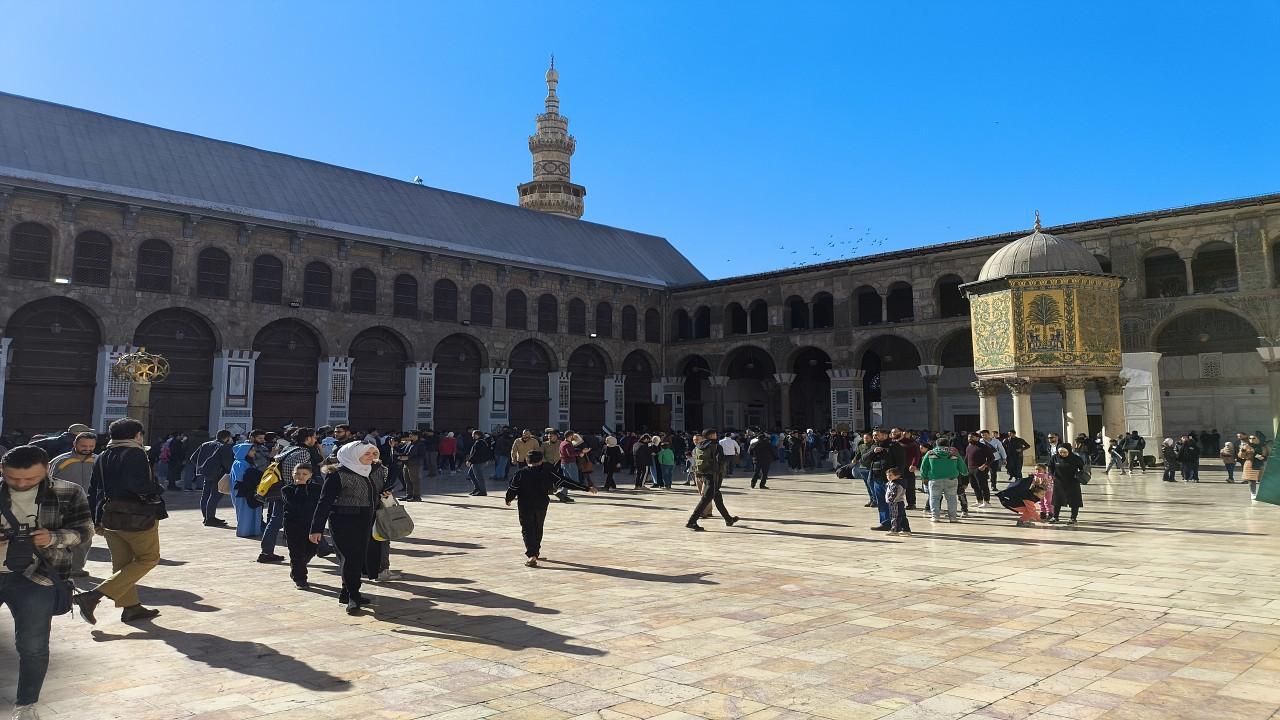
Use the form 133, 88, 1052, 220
217, 473, 231, 494
101, 498, 161, 532
372, 496, 414, 541
578, 456, 594, 474
0, 499, 73, 615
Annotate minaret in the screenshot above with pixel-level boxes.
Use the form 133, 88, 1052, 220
517, 56, 586, 219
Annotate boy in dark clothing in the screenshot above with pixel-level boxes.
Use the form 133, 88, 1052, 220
505, 451, 558, 567
885, 468, 911, 536
281, 464, 322, 588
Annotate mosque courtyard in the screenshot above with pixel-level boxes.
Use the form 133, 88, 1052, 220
4, 468, 1280, 720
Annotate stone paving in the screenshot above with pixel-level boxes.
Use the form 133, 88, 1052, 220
4, 466, 1280, 720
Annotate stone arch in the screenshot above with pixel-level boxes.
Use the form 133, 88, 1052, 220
595, 301, 613, 338
621, 305, 638, 341
644, 307, 661, 343
3, 297, 102, 434
506, 289, 528, 330
1143, 247, 1186, 298
509, 339, 557, 432
470, 284, 494, 326
936, 328, 974, 368
303, 261, 333, 309
725, 302, 748, 335
252, 319, 324, 430
812, 292, 834, 329
568, 344, 609, 430
72, 230, 113, 287
785, 295, 810, 330
537, 294, 559, 333
567, 298, 587, 335
133, 308, 219, 439
679, 354, 712, 431
857, 334, 925, 429
935, 274, 968, 318
692, 306, 711, 339
790, 346, 832, 430
433, 279, 459, 322
671, 308, 692, 341
393, 274, 419, 319
622, 349, 657, 431
1191, 240, 1238, 294
8, 221, 54, 281
886, 281, 914, 322
252, 254, 284, 304
431, 333, 484, 430
196, 247, 231, 299
855, 285, 882, 326
722, 344, 778, 430
349, 267, 378, 314
747, 299, 769, 334
348, 327, 409, 431
1152, 307, 1260, 356
137, 238, 174, 294
1093, 254, 1113, 274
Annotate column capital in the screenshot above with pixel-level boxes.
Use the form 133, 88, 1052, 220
708, 375, 729, 388
485, 367, 513, 376
1004, 377, 1034, 395
773, 372, 797, 385
1096, 375, 1129, 395
1059, 376, 1090, 390
971, 379, 1003, 397
1263, 360, 1280, 374
826, 367, 865, 381
917, 364, 944, 379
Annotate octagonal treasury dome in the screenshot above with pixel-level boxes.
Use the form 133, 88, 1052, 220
977, 219, 1102, 282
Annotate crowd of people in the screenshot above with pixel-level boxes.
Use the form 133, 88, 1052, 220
0, 415, 1272, 720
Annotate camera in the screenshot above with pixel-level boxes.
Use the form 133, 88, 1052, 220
2, 522, 37, 572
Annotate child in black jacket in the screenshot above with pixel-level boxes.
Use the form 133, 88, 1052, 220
281, 464, 322, 589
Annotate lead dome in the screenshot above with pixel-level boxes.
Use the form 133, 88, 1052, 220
976, 218, 1103, 282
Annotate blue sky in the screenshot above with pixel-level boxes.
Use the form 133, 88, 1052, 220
3, 2, 1277, 279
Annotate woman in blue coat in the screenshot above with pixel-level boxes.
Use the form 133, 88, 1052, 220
230, 442, 264, 538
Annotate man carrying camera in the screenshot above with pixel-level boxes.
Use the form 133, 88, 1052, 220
1, 444, 94, 720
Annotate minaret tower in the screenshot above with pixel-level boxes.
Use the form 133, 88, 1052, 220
517, 56, 586, 219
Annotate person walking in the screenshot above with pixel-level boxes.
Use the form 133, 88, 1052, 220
228, 443, 263, 538
656, 442, 676, 489
964, 433, 995, 508
396, 431, 423, 502
73, 417, 165, 625
1002, 430, 1030, 482
862, 428, 906, 531
1, 445, 94, 720
719, 432, 740, 478
920, 441, 967, 522
1220, 440, 1238, 483
464, 429, 494, 496
601, 435, 623, 491
1239, 434, 1269, 500
309, 441, 388, 615
192, 430, 235, 528
505, 450, 560, 566
686, 429, 739, 531
1049, 444, 1086, 523
259, 428, 318, 564
47, 431, 97, 577
281, 463, 322, 589
749, 431, 774, 489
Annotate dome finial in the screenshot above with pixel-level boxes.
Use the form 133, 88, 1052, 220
1034, 209, 1042, 232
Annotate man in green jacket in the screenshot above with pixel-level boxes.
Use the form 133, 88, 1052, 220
919, 441, 969, 522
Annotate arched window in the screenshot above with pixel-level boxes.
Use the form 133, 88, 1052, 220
726, 302, 747, 335
786, 296, 809, 330
886, 282, 914, 322
252, 255, 284, 304
433, 279, 458, 322
136, 239, 173, 293
1093, 254, 1113, 274
855, 286, 882, 325
812, 292, 834, 329
621, 305, 637, 340
595, 302, 613, 338
470, 284, 493, 325
196, 248, 230, 299
350, 268, 377, 313
936, 275, 968, 318
748, 300, 768, 334
672, 309, 692, 341
1191, 241, 1238, 294
693, 306, 711, 339
303, 261, 332, 308
393, 274, 418, 318
537, 294, 558, 333
506, 290, 528, 329
8, 223, 52, 280
568, 298, 587, 335
72, 231, 111, 287
1144, 249, 1186, 298
644, 308, 661, 343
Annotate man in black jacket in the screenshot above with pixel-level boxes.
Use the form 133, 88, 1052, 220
749, 432, 774, 489
861, 428, 906, 530
465, 430, 494, 496
686, 429, 740, 531
505, 451, 558, 566
73, 417, 165, 625
193, 430, 235, 527
1002, 430, 1031, 482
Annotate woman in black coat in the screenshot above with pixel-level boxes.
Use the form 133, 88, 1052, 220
1050, 445, 1085, 524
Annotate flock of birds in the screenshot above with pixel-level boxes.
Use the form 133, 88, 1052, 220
722, 226, 891, 269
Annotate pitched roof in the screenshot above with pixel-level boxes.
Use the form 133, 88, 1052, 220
0, 92, 705, 287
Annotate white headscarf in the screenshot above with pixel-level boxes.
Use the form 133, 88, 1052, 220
337, 441, 377, 477
605, 436, 618, 447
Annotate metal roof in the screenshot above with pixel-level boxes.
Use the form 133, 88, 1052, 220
976, 228, 1102, 281
0, 92, 705, 287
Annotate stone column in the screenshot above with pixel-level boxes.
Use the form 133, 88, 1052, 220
1097, 375, 1129, 444
479, 367, 512, 432
604, 372, 626, 432
971, 379, 1002, 432
0, 337, 10, 436
210, 349, 260, 435
1059, 376, 1089, 442
1257, 351, 1280, 441
1005, 378, 1035, 443
1120, 352, 1163, 439
655, 376, 686, 432
918, 365, 943, 430
548, 371, 571, 430
773, 372, 796, 428
93, 344, 135, 430
402, 362, 436, 430
707, 375, 729, 430
827, 368, 865, 432
315, 356, 353, 426
1180, 253, 1196, 295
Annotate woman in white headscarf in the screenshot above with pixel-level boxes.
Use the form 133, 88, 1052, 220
601, 435, 623, 491
308, 441, 389, 615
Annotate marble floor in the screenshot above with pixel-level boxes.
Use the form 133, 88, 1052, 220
4, 465, 1280, 720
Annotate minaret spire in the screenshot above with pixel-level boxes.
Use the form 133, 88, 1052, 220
517, 57, 586, 219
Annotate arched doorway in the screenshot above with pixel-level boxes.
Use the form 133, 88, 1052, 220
432, 334, 482, 431
859, 335, 922, 429
938, 330, 977, 431
681, 355, 711, 430
509, 340, 554, 432
133, 309, 217, 439
4, 298, 101, 434
568, 345, 608, 431
790, 347, 832, 429
1154, 308, 1263, 435
622, 350, 655, 431
252, 320, 322, 431
723, 345, 777, 430
348, 328, 408, 432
